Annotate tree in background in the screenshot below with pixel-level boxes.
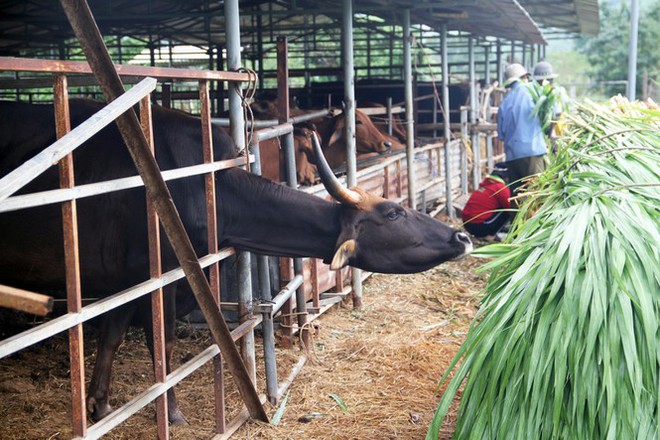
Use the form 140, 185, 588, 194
576, 0, 659, 100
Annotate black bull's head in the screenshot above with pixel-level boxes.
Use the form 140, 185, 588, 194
311, 133, 472, 273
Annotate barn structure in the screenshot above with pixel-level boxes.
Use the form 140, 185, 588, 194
0, 1, 598, 438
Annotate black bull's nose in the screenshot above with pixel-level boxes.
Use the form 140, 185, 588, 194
455, 232, 472, 246
452, 232, 473, 257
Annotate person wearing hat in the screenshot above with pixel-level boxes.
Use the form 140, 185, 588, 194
497, 63, 547, 197
533, 60, 568, 139
462, 168, 511, 240
532, 60, 559, 85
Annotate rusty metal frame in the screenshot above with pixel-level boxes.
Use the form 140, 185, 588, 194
0, 57, 253, 82
0, 55, 272, 438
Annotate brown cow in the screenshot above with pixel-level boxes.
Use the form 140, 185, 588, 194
258, 124, 318, 185
253, 104, 402, 183
314, 110, 393, 152
362, 104, 408, 147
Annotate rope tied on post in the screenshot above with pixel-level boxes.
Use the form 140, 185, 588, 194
237, 67, 258, 171
412, 40, 457, 141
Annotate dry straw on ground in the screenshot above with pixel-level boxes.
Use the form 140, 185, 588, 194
0, 235, 488, 440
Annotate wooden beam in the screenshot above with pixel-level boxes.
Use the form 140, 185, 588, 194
58, 0, 268, 423
0, 284, 53, 316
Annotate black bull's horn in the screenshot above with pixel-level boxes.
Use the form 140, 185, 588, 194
311, 132, 362, 206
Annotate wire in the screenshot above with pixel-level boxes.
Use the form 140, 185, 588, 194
412, 39, 456, 141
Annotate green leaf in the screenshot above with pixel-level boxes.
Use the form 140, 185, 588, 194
271, 390, 290, 426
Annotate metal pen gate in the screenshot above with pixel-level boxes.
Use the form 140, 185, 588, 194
0, 57, 308, 439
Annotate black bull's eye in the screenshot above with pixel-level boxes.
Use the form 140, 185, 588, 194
386, 209, 399, 221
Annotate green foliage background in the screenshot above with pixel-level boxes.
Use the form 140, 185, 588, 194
576, 0, 660, 99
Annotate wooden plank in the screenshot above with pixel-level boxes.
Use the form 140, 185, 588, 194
356, 105, 404, 116
0, 284, 53, 316
0, 56, 253, 82
0, 156, 251, 214
0, 77, 157, 202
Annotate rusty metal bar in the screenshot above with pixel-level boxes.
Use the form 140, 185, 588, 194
0, 284, 53, 316
58, 0, 267, 423
140, 95, 169, 438
310, 259, 320, 311
199, 79, 226, 434
334, 268, 344, 297
0, 56, 252, 82
53, 74, 87, 438
383, 165, 391, 199
84, 316, 262, 439
0, 250, 234, 360
161, 82, 171, 108
396, 159, 403, 199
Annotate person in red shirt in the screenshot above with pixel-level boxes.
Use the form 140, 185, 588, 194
462, 171, 511, 239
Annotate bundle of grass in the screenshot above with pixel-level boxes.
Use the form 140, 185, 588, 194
427, 97, 660, 439
527, 80, 570, 136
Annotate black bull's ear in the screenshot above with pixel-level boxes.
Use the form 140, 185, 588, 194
329, 207, 363, 270
331, 239, 357, 270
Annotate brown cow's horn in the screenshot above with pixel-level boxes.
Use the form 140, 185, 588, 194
311, 132, 362, 206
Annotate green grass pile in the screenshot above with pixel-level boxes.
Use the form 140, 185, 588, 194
527, 80, 570, 136
427, 97, 660, 439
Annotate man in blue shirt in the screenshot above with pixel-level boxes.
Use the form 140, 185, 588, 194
497, 63, 547, 196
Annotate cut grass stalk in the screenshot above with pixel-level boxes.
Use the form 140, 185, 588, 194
427, 97, 660, 439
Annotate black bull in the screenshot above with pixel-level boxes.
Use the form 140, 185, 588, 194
0, 99, 472, 424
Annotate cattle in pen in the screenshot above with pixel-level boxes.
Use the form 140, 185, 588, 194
256, 107, 404, 184
0, 99, 472, 424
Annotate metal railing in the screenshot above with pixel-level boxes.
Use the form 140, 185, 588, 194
0, 56, 297, 439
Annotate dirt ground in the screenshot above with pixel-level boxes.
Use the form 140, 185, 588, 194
0, 245, 488, 439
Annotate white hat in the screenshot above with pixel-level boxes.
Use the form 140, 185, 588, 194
504, 63, 528, 86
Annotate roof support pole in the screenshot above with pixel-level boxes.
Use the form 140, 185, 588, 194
256, 13, 264, 90
225, 0, 259, 393
627, 0, 639, 100
245, 135, 277, 406
469, 37, 480, 190
497, 39, 503, 84
402, 9, 415, 211
441, 25, 454, 219
303, 15, 311, 106
342, 0, 362, 307
484, 44, 491, 85
58, 0, 268, 424
277, 36, 310, 349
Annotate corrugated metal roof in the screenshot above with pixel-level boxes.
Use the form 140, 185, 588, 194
0, 0, 547, 56
297, 0, 547, 44
518, 0, 600, 36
